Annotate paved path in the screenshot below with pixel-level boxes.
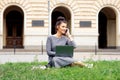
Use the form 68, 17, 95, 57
0, 52, 120, 64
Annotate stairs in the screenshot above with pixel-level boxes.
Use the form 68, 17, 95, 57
0, 49, 44, 55
74, 48, 120, 55
0, 48, 120, 55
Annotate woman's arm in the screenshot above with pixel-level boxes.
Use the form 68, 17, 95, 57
65, 29, 77, 48
67, 36, 77, 48
46, 36, 55, 56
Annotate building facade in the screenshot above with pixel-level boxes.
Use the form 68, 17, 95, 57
0, 0, 120, 50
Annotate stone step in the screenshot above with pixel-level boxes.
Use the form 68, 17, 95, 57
0, 48, 120, 53
0, 49, 41, 52
75, 48, 120, 52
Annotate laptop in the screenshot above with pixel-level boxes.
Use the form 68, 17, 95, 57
55, 45, 74, 57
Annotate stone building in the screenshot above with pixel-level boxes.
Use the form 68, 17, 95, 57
0, 0, 120, 50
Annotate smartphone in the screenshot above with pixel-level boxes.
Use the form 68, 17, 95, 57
65, 29, 68, 34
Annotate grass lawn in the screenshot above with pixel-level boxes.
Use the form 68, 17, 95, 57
0, 61, 120, 80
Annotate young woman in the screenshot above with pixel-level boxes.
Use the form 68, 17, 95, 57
45, 16, 93, 68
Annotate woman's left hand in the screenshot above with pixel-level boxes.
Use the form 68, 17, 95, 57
66, 29, 73, 41
66, 28, 70, 36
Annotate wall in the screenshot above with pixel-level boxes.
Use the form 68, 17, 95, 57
0, 0, 120, 50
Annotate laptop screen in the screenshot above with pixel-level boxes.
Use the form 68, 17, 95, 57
55, 46, 74, 57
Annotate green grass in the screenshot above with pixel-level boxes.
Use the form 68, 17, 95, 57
0, 61, 120, 80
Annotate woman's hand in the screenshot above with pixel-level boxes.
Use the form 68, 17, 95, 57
66, 29, 73, 41
65, 28, 70, 36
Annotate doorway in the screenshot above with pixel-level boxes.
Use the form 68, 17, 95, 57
4, 6, 24, 48
98, 7, 116, 49
51, 6, 71, 34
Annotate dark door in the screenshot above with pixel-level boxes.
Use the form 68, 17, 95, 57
6, 11, 23, 48
98, 12, 107, 48
52, 11, 65, 34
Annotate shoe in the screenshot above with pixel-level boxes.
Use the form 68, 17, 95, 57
31, 65, 47, 70
39, 65, 47, 70
85, 64, 93, 68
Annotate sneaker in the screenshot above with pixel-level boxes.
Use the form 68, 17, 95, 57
39, 65, 47, 70
85, 64, 93, 68
31, 65, 47, 70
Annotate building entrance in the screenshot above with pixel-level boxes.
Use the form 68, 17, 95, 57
51, 6, 71, 34
4, 6, 24, 48
98, 7, 116, 49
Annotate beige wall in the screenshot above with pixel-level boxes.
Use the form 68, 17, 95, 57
0, 0, 120, 49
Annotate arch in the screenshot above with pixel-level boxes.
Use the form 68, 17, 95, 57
51, 6, 71, 34
3, 5, 24, 48
98, 6, 118, 49
49, 4, 74, 35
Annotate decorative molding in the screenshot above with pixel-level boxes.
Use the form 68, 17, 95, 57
50, 0, 79, 14
0, 0, 31, 13
93, 0, 120, 14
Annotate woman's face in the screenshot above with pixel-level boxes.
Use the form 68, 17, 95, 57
57, 22, 67, 35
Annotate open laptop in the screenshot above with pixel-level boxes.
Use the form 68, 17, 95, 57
55, 45, 74, 57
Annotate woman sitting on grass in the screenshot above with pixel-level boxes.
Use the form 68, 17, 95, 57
42, 16, 93, 69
